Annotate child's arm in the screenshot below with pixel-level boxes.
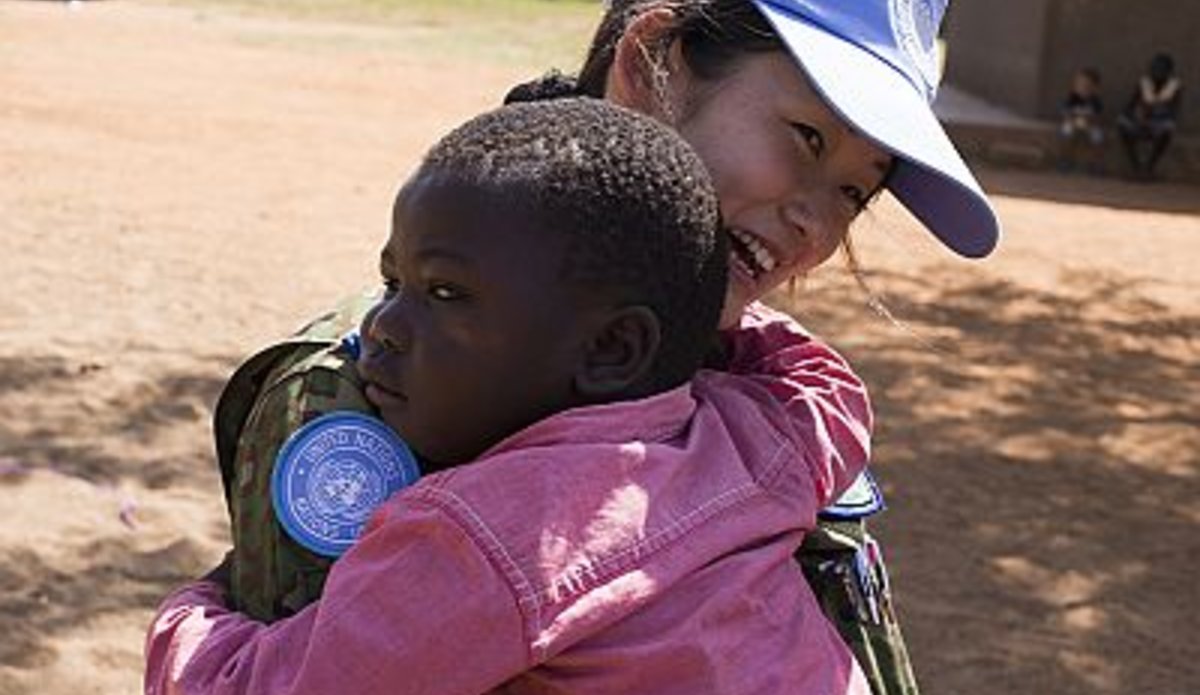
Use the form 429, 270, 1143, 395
717, 302, 872, 509
145, 498, 528, 695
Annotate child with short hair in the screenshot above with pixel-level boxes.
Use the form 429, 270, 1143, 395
145, 97, 872, 694
1058, 67, 1105, 173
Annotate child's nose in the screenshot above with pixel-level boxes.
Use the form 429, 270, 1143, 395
367, 301, 410, 354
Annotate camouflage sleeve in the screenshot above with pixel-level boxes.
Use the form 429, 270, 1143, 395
797, 517, 921, 695
228, 344, 376, 622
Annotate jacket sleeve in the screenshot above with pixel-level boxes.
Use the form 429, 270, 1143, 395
144, 499, 528, 695
718, 302, 873, 507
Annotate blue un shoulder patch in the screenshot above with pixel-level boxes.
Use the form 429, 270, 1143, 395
819, 469, 886, 521
272, 412, 420, 557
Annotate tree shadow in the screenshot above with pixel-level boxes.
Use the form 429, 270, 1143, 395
772, 265, 1200, 695
0, 354, 234, 490
0, 353, 240, 688
0, 536, 209, 676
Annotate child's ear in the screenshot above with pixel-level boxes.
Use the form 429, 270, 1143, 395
575, 306, 662, 399
607, 7, 689, 120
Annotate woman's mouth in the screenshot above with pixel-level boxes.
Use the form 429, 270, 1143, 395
726, 227, 779, 282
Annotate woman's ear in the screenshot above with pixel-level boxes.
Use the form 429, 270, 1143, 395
607, 7, 690, 120
574, 305, 662, 399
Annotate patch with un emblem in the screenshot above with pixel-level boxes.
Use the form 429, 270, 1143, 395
272, 412, 420, 557
819, 469, 886, 521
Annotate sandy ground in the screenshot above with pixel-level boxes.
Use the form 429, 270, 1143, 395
1, 2, 1197, 694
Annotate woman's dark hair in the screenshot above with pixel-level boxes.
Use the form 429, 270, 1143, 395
578, 0, 783, 96
505, 0, 783, 104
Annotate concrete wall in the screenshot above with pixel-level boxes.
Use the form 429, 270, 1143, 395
944, 1, 1198, 134
943, 0, 1051, 116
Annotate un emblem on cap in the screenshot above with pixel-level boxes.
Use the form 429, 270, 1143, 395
889, 0, 943, 99
272, 412, 421, 557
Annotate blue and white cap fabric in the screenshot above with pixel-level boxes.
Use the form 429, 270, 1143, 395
753, 0, 1000, 258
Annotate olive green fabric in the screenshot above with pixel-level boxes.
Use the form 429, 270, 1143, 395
213, 292, 378, 621
798, 518, 921, 695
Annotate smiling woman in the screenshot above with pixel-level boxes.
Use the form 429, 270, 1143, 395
499, 1, 1001, 693
658, 50, 896, 322
514, 0, 998, 315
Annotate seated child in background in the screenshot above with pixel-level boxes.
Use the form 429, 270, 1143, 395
1058, 67, 1105, 173
146, 98, 873, 694
1117, 52, 1184, 180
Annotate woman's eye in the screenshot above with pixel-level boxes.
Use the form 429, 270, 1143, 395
841, 185, 868, 214
791, 122, 824, 158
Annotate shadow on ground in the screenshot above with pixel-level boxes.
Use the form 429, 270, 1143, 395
0, 353, 234, 490
774, 264, 1200, 695
0, 537, 209, 678
977, 164, 1200, 215
0, 353, 234, 684
1, 269, 1196, 694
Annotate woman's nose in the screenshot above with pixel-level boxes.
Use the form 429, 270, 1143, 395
781, 195, 823, 249
783, 180, 842, 241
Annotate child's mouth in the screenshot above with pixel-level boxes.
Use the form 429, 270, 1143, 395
364, 380, 407, 409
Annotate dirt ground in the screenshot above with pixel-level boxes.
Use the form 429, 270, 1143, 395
1, 2, 1197, 694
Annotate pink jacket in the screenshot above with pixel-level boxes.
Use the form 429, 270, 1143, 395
145, 304, 873, 695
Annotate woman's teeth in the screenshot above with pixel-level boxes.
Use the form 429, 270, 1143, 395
729, 228, 778, 278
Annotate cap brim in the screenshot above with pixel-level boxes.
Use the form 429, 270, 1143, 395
756, 2, 1000, 258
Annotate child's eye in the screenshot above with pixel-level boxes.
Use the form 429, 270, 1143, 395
428, 282, 464, 302
382, 278, 402, 298
791, 122, 824, 158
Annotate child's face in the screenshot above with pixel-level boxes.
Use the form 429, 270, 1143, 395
1073, 73, 1096, 95
358, 176, 599, 469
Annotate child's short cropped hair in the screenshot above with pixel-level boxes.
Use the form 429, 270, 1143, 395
416, 97, 728, 390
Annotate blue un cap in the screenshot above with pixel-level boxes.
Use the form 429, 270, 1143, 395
272, 412, 421, 557
753, 0, 1001, 258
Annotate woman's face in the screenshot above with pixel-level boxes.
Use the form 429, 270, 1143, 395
662, 51, 892, 323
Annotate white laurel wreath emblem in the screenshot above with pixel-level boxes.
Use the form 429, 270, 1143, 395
888, 0, 942, 97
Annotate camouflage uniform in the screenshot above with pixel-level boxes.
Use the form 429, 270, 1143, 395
213, 293, 920, 694
213, 292, 378, 621
798, 517, 920, 695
